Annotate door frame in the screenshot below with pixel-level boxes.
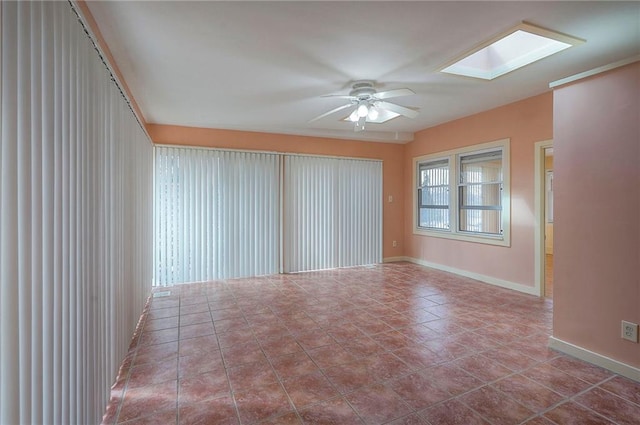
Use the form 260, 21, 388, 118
534, 139, 553, 297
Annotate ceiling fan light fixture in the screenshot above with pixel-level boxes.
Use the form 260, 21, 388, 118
341, 108, 401, 124
367, 108, 379, 121
357, 103, 369, 117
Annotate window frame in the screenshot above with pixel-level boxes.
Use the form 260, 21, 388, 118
417, 157, 451, 232
413, 139, 511, 246
457, 148, 504, 236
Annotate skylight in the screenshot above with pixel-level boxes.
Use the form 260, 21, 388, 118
440, 22, 584, 80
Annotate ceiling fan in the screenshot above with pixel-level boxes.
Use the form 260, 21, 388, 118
309, 81, 418, 132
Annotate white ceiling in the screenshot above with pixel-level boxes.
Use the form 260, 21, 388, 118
86, 1, 640, 143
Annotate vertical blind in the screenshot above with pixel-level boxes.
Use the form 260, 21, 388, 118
154, 150, 383, 282
0, 2, 153, 424
154, 147, 280, 285
284, 155, 382, 272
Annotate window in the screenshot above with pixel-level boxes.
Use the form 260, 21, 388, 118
414, 139, 510, 246
458, 150, 503, 235
417, 159, 450, 230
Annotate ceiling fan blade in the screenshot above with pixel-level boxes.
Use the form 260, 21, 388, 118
374, 88, 415, 100
308, 103, 353, 123
377, 101, 419, 119
321, 94, 355, 100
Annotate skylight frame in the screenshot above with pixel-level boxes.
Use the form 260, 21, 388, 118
439, 22, 585, 81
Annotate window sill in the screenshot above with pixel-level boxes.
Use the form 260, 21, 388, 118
413, 227, 510, 247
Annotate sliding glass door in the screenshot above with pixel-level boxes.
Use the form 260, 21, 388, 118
283, 155, 382, 273
154, 148, 383, 283
154, 147, 280, 285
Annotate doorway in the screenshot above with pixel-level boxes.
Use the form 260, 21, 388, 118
544, 149, 554, 297
534, 140, 553, 297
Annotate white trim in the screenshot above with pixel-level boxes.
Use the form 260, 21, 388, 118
534, 140, 553, 297
404, 257, 539, 296
549, 56, 640, 88
410, 229, 509, 247
549, 337, 640, 383
279, 155, 285, 274
383, 256, 408, 263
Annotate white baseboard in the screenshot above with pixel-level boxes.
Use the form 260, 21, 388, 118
382, 256, 409, 263
400, 256, 539, 296
549, 336, 640, 382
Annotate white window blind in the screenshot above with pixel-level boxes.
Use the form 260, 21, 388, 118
0, 2, 153, 424
154, 147, 280, 284
418, 159, 450, 230
458, 150, 503, 235
284, 155, 382, 272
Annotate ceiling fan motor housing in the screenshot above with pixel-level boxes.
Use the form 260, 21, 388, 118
349, 81, 377, 100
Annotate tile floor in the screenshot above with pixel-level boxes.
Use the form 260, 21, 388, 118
101, 262, 640, 425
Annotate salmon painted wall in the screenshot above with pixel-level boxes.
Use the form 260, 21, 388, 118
553, 62, 640, 368
148, 125, 405, 259
403, 93, 553, 289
